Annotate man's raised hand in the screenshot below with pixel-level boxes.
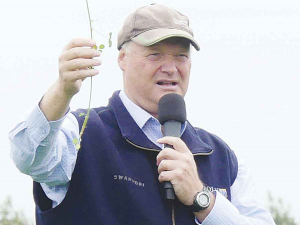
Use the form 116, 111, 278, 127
39, 38, 102, 121
58, 38, 102, 98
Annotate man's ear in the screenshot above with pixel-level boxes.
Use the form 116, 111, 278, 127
118, 49, 126, 71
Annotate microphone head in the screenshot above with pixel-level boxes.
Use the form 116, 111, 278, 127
158, 93, 186, 124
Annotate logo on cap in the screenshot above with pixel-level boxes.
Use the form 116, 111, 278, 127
173, 19, 188, 28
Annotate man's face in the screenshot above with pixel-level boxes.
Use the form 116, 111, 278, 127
119, 38, 191, 118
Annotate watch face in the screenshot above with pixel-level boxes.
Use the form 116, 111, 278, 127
197, 192, 210, 207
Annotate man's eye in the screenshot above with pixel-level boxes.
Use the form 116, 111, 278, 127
147, 53, 161, 60
176, 54, 189, 62
177, 54, 188, 58
149, 53, 160, 57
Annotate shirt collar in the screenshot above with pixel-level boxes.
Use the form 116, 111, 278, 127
119, 90, 187, 135
119, 90, 156, 129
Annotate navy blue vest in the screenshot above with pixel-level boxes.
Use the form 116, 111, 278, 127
34, 91, 238, 225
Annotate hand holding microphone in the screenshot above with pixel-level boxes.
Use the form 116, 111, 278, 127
157, 93, 186, 200
157, 93, 204, 205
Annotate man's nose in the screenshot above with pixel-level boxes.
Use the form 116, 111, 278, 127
160, 58, 177, 75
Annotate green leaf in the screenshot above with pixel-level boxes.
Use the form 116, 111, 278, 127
73, 138, 78, 145
79, 113, 86, 117
99, 44, 105, 49
73, 138, 81, 149
109, 32, 112, 38
92, 45, 97, 50
98, 50, 102, 52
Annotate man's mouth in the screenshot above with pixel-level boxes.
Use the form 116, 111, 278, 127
157, 81, 178, 86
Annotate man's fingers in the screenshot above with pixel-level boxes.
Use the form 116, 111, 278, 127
157, 137, 189, 153
62, 58, 102, 71
158, 170, 183, 184
156, 148, 180, 166
157, 158, 180, 174
60, 47, 101, 62
57, 38, 102, 98
158, 171, 172, 183
64, 69, 100, 82
63, 38, 96, 51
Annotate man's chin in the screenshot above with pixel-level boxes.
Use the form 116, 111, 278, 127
157, 90, 183, 99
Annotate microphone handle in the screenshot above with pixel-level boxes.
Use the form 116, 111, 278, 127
162, 121, 181, 200
164, 143, 175, 200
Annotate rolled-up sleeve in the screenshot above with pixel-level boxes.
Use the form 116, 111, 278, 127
9, 105, 79, 186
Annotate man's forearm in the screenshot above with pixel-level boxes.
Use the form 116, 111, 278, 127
39, 80, 72, 121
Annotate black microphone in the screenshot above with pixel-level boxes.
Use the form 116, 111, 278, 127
158, 93, 186, 200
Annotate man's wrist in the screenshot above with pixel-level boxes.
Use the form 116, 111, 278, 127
193, 190, 216, 223
40, 80, 72, 121
188, 186, 211, 212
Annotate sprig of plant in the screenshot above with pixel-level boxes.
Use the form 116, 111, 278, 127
73, 0, 112, 150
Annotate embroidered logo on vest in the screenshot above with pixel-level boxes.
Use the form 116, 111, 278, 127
206, 186, 228, 199
114, 175, 145, 187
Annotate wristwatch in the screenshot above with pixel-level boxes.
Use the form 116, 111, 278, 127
188, 187, 211, 212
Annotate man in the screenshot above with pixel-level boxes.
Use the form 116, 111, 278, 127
9, 4, 275, 225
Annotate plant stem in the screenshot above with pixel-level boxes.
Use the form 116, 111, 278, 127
79, 77, 92, 139
79, 0, 93, 140
86, 0, 93, 39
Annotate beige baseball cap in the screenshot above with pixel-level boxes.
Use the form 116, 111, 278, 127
117, 4, 200, 51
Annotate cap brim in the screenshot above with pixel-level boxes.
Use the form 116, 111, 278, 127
131, 28, 200, 51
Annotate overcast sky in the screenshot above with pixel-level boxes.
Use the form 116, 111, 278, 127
0, 0, 299, 223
